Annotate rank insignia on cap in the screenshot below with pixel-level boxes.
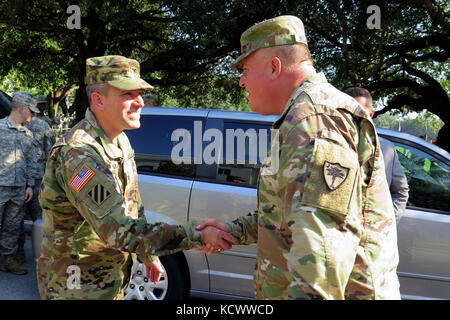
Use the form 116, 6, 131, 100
323, 160, 350, 191
69, 164, 95, 192
87, 184, 111, 206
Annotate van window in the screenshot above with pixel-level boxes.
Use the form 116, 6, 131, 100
395, 142, 450, 212
125, 115, 205, 178
215, 121, 272, 187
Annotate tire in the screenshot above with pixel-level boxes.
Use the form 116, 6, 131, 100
123, 253, 188, 300
160, 254, 189, 300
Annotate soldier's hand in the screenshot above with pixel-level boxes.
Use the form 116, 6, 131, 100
196, 218, 229, 233
145, 258, 164, 284
196, 219, 237, 255
196, 242, 227, 255
198, 226, 238, 256
25, 187, 33, 203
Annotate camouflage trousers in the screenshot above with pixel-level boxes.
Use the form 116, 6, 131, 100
18, 179, 43, 247
0, 186, 26, 255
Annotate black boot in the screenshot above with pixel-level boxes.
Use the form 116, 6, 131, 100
15, 245, 26, 265
0, 254, 28, 275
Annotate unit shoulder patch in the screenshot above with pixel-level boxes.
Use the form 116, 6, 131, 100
323, 160, 350, 191
87, 183, 112, 206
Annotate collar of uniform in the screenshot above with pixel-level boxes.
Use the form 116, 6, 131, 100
85, 108, 124, 160
273, 72, 328, 128
85, 108, 101, 130
103, 133, 124, 160
5, 116, 26, 131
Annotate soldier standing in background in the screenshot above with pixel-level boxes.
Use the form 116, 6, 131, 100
344, 87, 409, 221
142, 93, 158, 107
197, 15, 400, 299
0, 92, 39, 275
35, 95, 57, 142
15, 95, 56, 265
37, 55, 237, 299
34, 95, 53, 127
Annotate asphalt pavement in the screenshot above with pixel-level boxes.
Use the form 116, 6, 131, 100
0, 236, 40, 300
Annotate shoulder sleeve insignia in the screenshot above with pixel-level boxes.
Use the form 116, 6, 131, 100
69, 164, 95, 192
87, 184, 112, 206
323, 160, 350, 191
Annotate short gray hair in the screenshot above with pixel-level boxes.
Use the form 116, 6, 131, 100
260, 43, 312, 72
11, 100, 22, 111
86, 83, 108, 105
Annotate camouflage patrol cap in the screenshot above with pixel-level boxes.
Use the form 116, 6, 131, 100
12, 91, 40, 113
230, 15, 308, 71
85, 55, 153, 90
35, 95, 47, 104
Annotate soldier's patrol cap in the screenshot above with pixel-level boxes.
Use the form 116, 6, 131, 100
230, 15, 308, 71
12, 91, 40, 113
85, 55, 153, 90
35, 95, 47, 104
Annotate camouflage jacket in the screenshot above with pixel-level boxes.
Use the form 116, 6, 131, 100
227, 72, 400, 300
0, 116, 36, 187
37, 114, 54, 127
37, 108, 203, 300
25, 116, 55, 179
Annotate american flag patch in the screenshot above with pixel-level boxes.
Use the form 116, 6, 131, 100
69, 164, 95, 192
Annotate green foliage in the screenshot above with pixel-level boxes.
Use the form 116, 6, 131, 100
157, 72, 249, 111
0, 0, 448, 149
374, 110, 444, 140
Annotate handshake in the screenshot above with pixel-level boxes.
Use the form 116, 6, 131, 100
194, 218, 239, 255
146, 218, 238, 285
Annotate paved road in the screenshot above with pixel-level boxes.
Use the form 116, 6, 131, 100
0, 236, 40, 300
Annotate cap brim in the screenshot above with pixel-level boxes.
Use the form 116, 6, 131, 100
230, 58, 243, 71
230, 49, 258, 71
107, 78, 153, 91
29, 106, 41, 113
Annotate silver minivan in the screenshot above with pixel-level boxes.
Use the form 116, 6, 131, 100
33, 107, 450, 300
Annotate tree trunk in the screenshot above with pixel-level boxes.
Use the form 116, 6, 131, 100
51, 101, 59, 118
427, 89, 450, 152
59, 98, 69, 116
73, 83, 88, 125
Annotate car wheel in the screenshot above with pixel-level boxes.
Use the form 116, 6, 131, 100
123, 254, 188, 300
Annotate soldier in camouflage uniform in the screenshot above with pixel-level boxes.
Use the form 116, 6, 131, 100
35, 95, 54, 127
37, 55, 237, 299
15, 96, 56, 264
197, 16, 400, 300
0, 91, 39, 275
25, 95, 55, 218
